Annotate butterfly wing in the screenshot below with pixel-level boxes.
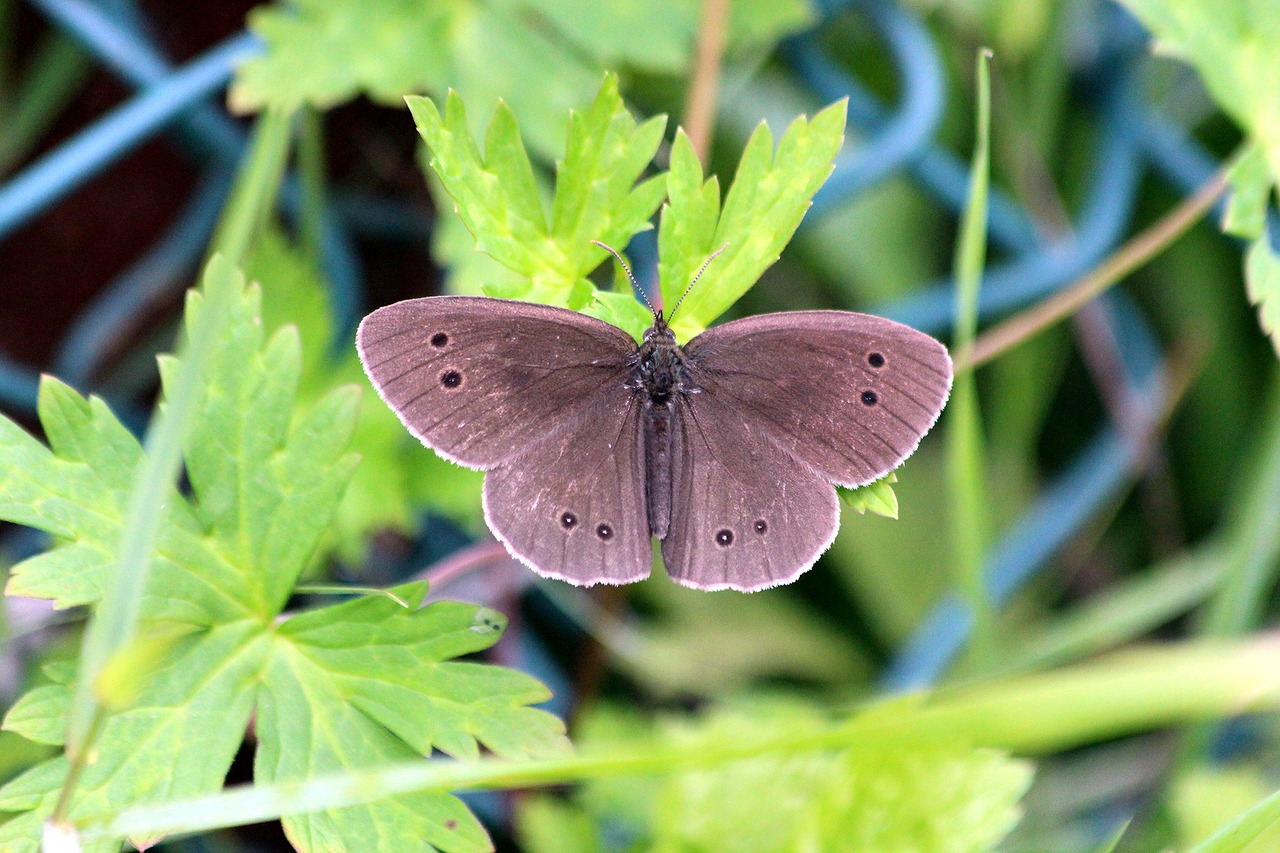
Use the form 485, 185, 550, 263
484, 395, 651, 586
357, 296, 637, 469
681, 311, 952, 487
661, 390, 839, 591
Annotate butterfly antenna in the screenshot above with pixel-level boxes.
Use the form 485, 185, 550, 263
666, 243, 728, 326
592, 240, 659, 320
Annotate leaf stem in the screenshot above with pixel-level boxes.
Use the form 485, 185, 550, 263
963, 170, 1229, 370
682, 0, 730, 161
207, 108, 293, 268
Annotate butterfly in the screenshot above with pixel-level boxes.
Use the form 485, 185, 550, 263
357, 246, 952, 591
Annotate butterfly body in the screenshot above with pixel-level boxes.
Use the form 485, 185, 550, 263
357, 296, 952, 591
630, 318, 689, 539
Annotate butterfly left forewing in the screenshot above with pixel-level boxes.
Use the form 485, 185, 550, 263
661, 391, 840, 591
357, 296, 637, 470
682, 311, 952, 487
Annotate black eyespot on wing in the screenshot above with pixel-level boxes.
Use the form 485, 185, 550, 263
754, 519, 768, 535
867, 352, 885, 368
596, 523, 614, 541
560, 512, 578, 530
861, 390, 878, 406
430, 332, 449, 347
441, 369, 462, 388
715, 528, 734, 547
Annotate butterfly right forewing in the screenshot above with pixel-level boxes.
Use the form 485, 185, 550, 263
682, 311, 952, 487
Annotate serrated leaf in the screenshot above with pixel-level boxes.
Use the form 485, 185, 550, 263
1117, 1, 1280, 188
251, 229, 444, 560
409, 74, 666, 319
0, 260, 565, 852
232, 0, 809, 161
803, 745, 1031, 852
1224, 144, 1272, 240
231, 0, 598, 161
259, 582, 565, 851
838, 472, 900, 519
1245, 238, 1280, 359
659, 101, 847, 339
1, 683, 68, 746
583, 291, 656, 339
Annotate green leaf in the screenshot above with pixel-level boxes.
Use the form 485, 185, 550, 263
838, 472, 899, 519
1116, 1, 1280, 187
516, 794, 603, 853
0, 259, 565, 851
1188, 786, 1280, 853
658, 101, 847, 339
409, 74, 666, 323
575, 699, 1033, 853
231, 0, 599, 161
249, 228, 479, 560
1, 682, 68, 746
1245, 237, 1280, 359
260, 582, 567, 850
1174, 766, 1276, 850
231, 0, 809, 160
1224, 143, 1272, 240
526, 0, 812, 74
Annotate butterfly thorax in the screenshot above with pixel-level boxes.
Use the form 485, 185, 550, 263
631, 322, 690, 406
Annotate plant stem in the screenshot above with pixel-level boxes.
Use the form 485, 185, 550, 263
963, 170, 1229, 371
207, 108, 293, 268
81, 637, 1280, 842
948, 49, 994, 665
55, 259, 238, 823
683, 0, 730, 162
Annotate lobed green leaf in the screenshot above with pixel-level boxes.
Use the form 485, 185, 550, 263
1245, 238, 1280, 359
658, 101, 847, 339
411, 74, 666, 319
0, 258, 565, 852
1117, 1, 1280, 187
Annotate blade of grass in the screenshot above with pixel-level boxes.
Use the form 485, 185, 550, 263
0, 33, 91, 175
54, 257, 239, 823
961, 545, 1226, 679
78, 637, 1280, 842
1180, 376, 1280, 764
948, 49, 994, 663
297, 105, 326, 261
1189, 786, 1280, 853
207, 107, 293, 267
1202, 379, 1280, 637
